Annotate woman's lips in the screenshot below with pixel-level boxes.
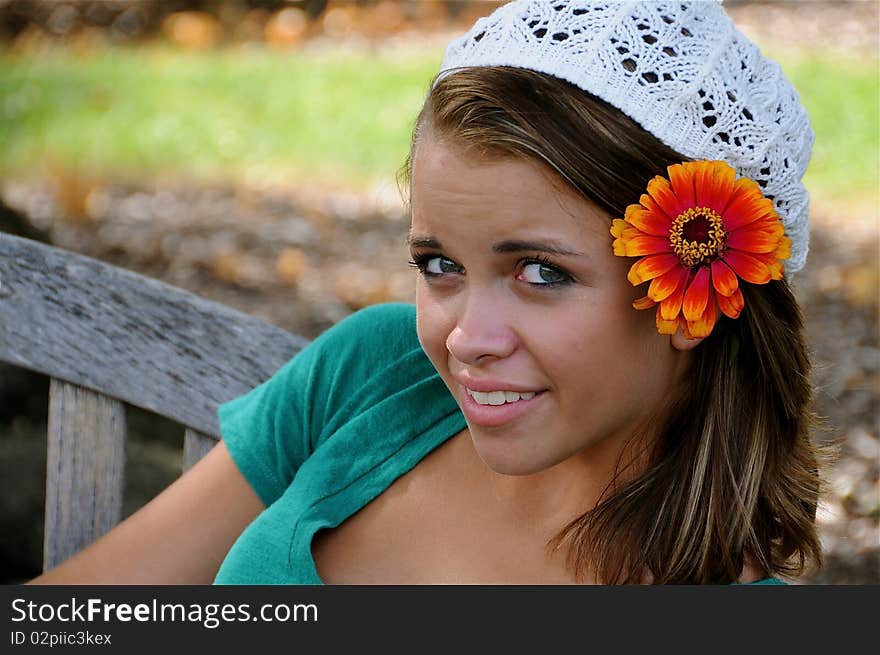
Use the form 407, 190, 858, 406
457, 383, 546, 428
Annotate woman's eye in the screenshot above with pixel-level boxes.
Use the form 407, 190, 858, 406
517, 262, 568, 285
413, 255, 461, 276
428, 256, 459, 275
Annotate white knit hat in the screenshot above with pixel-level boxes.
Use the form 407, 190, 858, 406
439, 0, 814, 273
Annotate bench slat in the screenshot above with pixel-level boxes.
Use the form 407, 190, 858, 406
45, 379, 127, 572
183, 428, 216, 471
1, 234, 317, 572
0, 234, 309, 438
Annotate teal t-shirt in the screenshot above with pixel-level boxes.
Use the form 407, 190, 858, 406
213, 302, 784, 586
214, 302, 466, 584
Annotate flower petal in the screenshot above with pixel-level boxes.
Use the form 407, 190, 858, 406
646, 174, 680, 219
717, 287, 745, 319
688, 160, 710, 204
711, 259, 738, 297
625, 234, 673, 257
730, 218, 785, 237
774, 235, 792, 261
625, 205, 670, 237
687, 297, 717, 338
649, 266, 688, 303
726, 228, 783, 254
656, 311, 680, 335
610, 218, 630, 238
679, 320, 695, 340
639, 192, 674, 221
612, 220, 647, 256
659, 271, 689, 320
633, 295, 657, 310
627, 253, 680, 285
751, 251, 786, 280
695, 160, 736, 212
682, 266, 711, 321
667, 163, 695, 215
723, 251, 772, 284
722, 178, 776, 232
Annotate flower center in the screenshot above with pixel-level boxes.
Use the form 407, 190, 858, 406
669, 207, 726, 268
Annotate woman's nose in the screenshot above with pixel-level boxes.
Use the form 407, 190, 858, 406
445, 296, 517, 365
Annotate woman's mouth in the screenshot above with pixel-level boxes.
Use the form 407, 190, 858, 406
459, 384, 546, 427
466, 388, 537, 405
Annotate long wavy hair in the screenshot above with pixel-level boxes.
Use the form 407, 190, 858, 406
400, 66, 832, 584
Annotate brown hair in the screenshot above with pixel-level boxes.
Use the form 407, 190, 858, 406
401, 66, 831, 584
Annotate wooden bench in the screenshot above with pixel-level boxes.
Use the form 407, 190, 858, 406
0, 233, 310, 573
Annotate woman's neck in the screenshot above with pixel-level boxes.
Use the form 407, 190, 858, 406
461, 428, 653, 533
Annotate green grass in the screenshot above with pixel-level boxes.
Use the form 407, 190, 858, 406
768, 48, 879, 210
0, 44, 877, 205
0, 45, 442, 189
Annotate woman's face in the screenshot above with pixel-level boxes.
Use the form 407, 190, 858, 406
410, 136, 690, 476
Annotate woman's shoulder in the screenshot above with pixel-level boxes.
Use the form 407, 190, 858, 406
215, 303, 440, 507
315, 302, 419, 353
301, 302, 439, 396
332, 301, 416, 328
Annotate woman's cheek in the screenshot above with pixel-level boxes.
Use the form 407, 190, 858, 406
416, 298, 449, 369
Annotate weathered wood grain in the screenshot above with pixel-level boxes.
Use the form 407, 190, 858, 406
183, 428, 216, 471
45, 379, 126, 571
0, 233, 309, 438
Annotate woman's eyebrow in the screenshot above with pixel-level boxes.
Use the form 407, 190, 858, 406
406, 235, 589, 258
493, 240, 588, 258
406, 234, 442, 249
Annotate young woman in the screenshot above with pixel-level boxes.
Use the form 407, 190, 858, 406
30, 0, 827, 585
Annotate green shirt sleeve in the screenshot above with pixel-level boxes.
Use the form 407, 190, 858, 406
217, 302, 425, 507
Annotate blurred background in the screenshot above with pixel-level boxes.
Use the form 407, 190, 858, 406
0, 0, 877, 584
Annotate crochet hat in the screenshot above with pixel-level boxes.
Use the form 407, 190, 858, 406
438, 0, 814, 273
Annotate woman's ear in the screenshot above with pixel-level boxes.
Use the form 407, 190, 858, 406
671, 328, 705, 352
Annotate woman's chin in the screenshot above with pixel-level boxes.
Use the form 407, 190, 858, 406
468, 433, 564, 477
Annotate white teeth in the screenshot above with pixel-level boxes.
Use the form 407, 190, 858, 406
503, 391, 518, 403
468, 389, 537, 405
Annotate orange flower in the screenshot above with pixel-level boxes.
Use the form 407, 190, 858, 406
610, 160, 790, 338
